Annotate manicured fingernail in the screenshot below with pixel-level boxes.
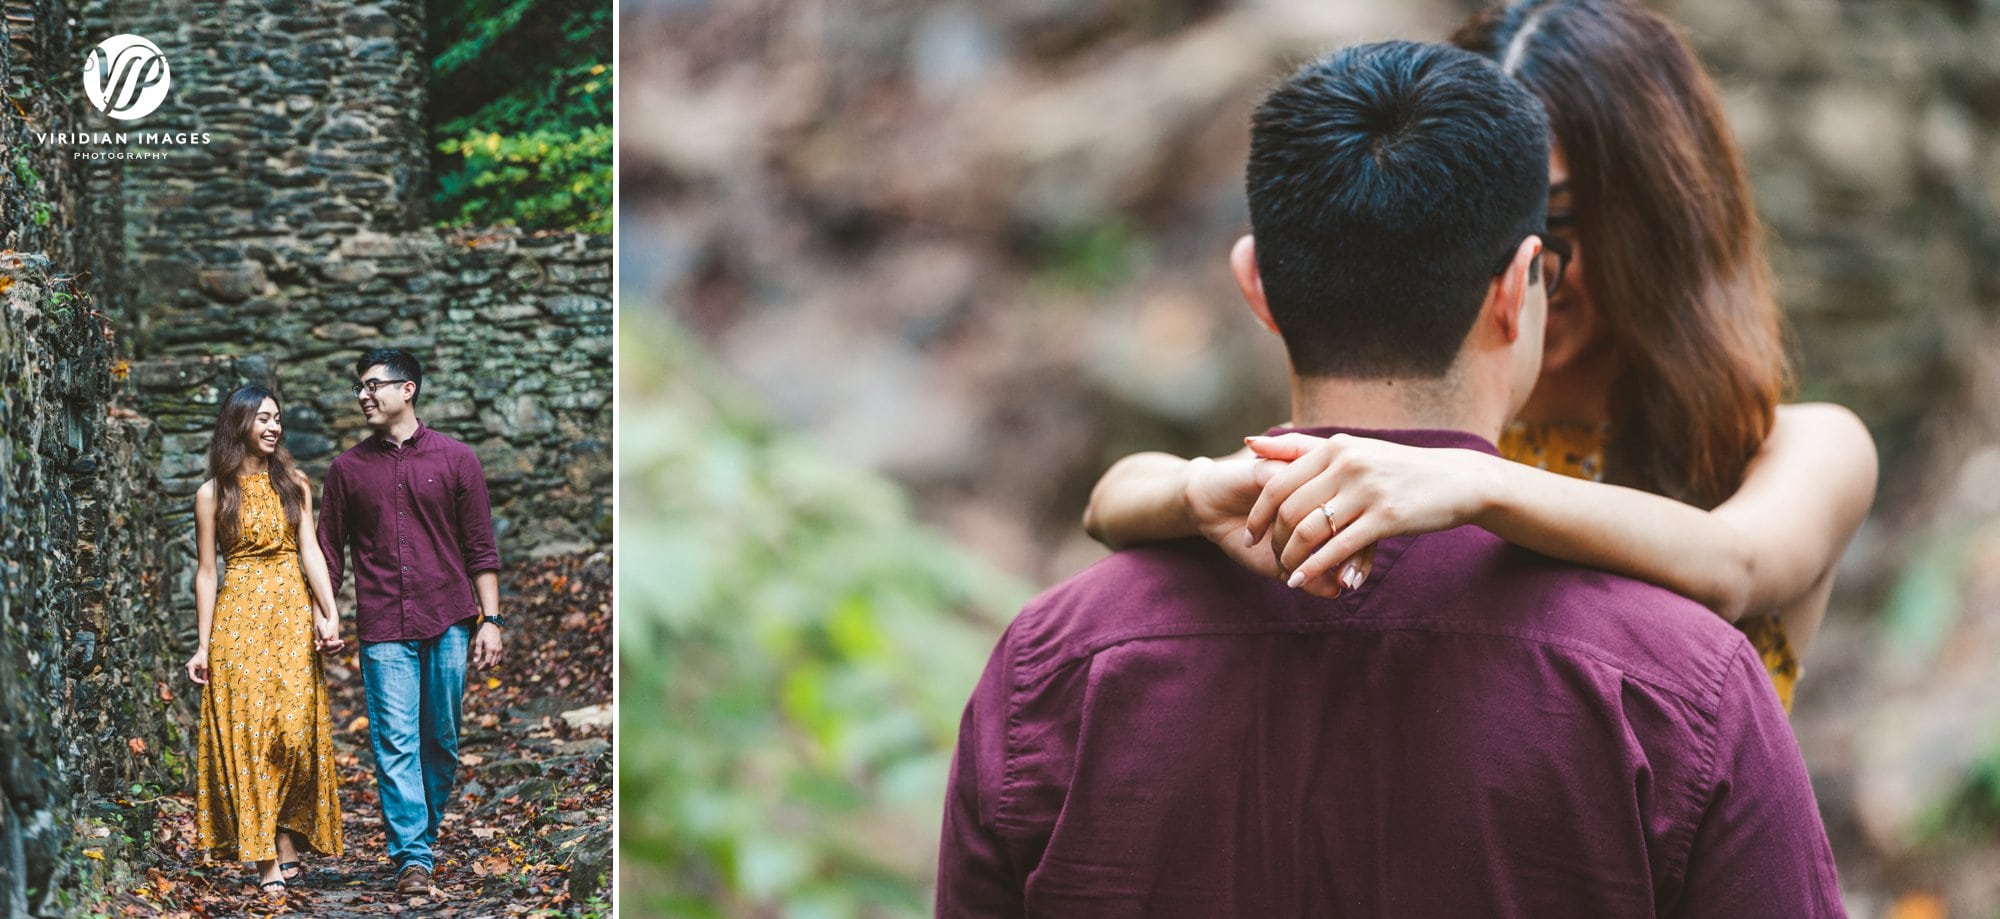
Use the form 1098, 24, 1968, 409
1340, 563, 1365, 590
1287, 570, 1306, 589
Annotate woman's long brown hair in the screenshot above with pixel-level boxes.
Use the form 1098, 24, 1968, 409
207, 386, 306, 552
1454, 0, 1791, 508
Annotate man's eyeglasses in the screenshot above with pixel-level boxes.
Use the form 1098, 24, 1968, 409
1490, 232, 1571, 297
352, 378, 410, 398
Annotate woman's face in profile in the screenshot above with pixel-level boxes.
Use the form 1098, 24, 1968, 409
1546, 146, 1584, 314
1536, 143, 1607, 373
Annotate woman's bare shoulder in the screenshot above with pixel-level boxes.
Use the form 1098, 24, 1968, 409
1772, 402, 1874, 451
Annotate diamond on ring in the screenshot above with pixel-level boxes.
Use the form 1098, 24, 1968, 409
1319, 503, 1337, 523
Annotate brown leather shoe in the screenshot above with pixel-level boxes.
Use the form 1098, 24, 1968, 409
394, 864, 432, 895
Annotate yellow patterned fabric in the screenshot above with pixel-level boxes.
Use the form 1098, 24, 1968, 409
195, 473, 343, 861
1498, 421, 1799, 713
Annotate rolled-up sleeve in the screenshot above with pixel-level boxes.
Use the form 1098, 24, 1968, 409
453, 445, 500, 574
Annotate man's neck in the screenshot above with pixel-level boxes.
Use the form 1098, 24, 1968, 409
375, 414, 422, 446
1288, 372, 1508, 443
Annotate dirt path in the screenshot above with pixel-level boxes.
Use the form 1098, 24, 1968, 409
109, 554, 613, 918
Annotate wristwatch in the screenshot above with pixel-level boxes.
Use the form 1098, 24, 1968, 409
482, 614, 506, 630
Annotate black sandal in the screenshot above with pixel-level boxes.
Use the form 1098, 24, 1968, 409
279, 831, 305, 880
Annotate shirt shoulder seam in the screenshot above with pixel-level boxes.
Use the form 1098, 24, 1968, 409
1012, 616, 1725, 706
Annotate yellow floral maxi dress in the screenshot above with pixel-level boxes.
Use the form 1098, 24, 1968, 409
1498, 421, 1801, 712
195, 472, 343, 860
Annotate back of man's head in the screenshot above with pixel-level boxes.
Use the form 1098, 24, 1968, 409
1248, 41, 1549, 379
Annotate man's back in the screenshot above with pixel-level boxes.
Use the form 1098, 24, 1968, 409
938, 429, 1842, 918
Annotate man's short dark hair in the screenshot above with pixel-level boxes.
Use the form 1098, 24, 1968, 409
1247, 41, 1549, 378
357, 348, 424, 403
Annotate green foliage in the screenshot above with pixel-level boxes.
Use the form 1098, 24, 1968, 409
428, 0, 610, 233
1881, 523, 1973, 657
618, 312, 1028, 917
1031, 219, 1144, 294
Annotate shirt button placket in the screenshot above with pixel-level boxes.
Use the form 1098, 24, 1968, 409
397, 449, 410, 638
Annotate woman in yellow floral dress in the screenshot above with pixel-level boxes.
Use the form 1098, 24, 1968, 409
184, 386, 344, 893
1082, 0, 1879, 712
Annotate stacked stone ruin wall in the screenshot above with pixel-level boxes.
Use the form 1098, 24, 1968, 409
2, 2, 610, 912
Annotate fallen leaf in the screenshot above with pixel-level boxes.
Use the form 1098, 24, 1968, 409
1890, 894, 1947, 919
486, 678, 501, 690
348, 716, 369, 733
84, 849, 105, 860
470, 827, 498, 839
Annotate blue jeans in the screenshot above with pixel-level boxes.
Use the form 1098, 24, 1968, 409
360, 621, 470, 872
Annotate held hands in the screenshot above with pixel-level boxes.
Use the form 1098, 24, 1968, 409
186, 647, 210, 685
1241, 433, 1502, 592
313, 611, 345, 654
1182, 455, 1286, 579
472, 621, 504, 669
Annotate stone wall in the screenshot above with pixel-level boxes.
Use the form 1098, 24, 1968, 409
0, 264, 181, 915
129, 230, 614, 615
100, 0, 613, 590
3, 0, 610, 913
3, 5, 187, 913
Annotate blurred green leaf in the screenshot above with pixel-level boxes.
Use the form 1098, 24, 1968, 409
619, 311, 1029, 916
1882, 523, 1972, 657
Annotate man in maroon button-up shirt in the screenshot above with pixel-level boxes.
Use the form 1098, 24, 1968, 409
318, 348, 504, 892
938, 42, 1843, 917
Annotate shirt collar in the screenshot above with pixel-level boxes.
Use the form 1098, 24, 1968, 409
371, 420, 429, 451
1263, 424, 1501, 456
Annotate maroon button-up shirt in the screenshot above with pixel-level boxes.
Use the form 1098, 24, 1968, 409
317, 423, 500, 643
938, 427, 1844, 918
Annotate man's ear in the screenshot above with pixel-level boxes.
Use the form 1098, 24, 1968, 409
1487, 235, 1541, 344
1231, 234, 1281, 336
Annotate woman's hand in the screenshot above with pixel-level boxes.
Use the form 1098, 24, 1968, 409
1182, 455, 1288, 579
186, 648, 210, 685
1243, 433, 1504, 590
313, 614, 345, 654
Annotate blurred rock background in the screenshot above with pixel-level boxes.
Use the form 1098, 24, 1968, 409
620, 0, 2000, 914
